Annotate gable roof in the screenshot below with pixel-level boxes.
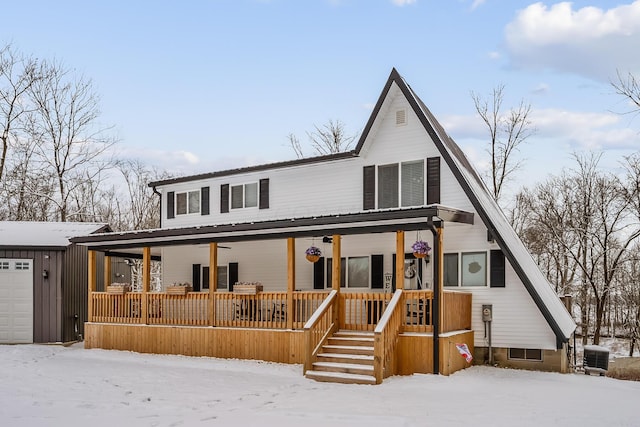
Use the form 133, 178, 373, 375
108, 69, 575, 344
365, 69, 575, 344
0, 221, 111, 249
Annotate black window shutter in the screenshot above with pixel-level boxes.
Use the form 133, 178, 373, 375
201, 186, 210, 215
220, 184, 229, 213
313, 257, 325, 289
202, 266, 210, 290
228, 262, 238, 291
371, 254, 384, 289
259, 178, 269, 209
192, 264, 201, 292
490, 249, 506, 288
426, 157, 441, 204
363, 165, 375, 210
167, 191, 175, 219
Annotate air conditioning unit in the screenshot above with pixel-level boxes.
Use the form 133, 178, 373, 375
583, 345, 609, 376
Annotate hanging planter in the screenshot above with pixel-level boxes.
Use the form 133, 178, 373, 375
305, 246, 322, 263
411, 240, 431, 259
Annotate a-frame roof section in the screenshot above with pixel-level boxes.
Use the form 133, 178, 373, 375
358, 69, 575, 345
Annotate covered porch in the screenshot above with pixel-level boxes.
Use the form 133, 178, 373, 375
77, 206, 476, 383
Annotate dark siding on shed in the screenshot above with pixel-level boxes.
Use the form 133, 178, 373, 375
0, 245, 103, 344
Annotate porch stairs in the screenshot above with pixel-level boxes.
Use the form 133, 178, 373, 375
305, 330, 377, 385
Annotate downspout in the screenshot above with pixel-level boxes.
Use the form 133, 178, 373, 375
427, 220, 443, 375
152, 186, 162, 228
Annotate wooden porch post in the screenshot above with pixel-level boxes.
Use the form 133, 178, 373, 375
395, 231, 405, 290
103, 255, 111, 290
287, 237, 295, 330
332, 234, 341, 327
142, 247, 151, 324
209, 242, 218, 326
87, 250, 97, 322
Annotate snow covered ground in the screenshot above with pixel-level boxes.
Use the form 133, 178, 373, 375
0, 343, 638, 427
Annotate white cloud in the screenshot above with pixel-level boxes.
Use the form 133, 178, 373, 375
488, 51, 501, 60
531, 83, 550, 95
470, 0, 486, 11
504, 1, 640, 81
442, 108, 640, 150
391, 0, 416, 6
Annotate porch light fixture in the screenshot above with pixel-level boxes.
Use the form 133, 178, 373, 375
42, 269, 48, 279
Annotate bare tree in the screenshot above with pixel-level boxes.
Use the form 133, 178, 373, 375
0, 44, 40, 182
288, 119, 357, 158
287, 133, 304, 159
28, 60, 116, 221
116, 159, 168, 230
521, 153, 640, 344
471, 85, 535, 203
611, 70, 640, 117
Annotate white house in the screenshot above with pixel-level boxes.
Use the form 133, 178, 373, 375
72, 69, 576, 382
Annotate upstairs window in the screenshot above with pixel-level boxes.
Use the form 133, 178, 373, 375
231, 182, 258, 209
221, 179, 268, 213
176, 190, 200, 215
377, 160, 424, 209
167, 187, 209, 219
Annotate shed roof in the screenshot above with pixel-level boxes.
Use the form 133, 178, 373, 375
0, 221, 111, 249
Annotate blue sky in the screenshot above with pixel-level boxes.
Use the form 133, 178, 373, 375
3, 0, 639, 194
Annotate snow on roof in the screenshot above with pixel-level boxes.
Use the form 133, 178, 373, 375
0, 221, 109, 248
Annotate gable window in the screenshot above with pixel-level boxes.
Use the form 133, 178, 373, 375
508, 348, 542, 361
401, 160, 424, 206
364, 157, 438, 210
378, 164, 399, 208
326, 256, 370, 288
443, 251, 487, 287
377, 160, 424, 209
231, 182, 258, 209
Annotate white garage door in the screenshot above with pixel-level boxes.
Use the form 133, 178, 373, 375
0, 259, 33, 343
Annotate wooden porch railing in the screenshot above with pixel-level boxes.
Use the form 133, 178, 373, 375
373, 289, 404, 384
403, 290, 434, 332
91, 292, 143, 324
90, 290, 329, 328
88, 289, 470, 333
340, 292, 393, 331
442, 290, 472, 332
302, 290, 338, 374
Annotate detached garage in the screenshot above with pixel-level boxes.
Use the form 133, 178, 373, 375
0, 222, 110, 344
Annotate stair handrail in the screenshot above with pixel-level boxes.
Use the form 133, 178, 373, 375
303, 290, 338, 374
373, 289, 404, 384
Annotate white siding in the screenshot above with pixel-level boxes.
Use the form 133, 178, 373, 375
153, 79, 571, 352
468, 264, 557, 350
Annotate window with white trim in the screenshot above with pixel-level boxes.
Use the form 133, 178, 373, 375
377, 160, 424, 209
0, 261, 9, 270
443, 251, 487, 287
508, 348, 542, 361
231, 182, 258, 209
326, 256, 370, 288
176, 190, 200, 215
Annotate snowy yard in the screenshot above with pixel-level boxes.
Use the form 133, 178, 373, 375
0, 344, 638, 427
